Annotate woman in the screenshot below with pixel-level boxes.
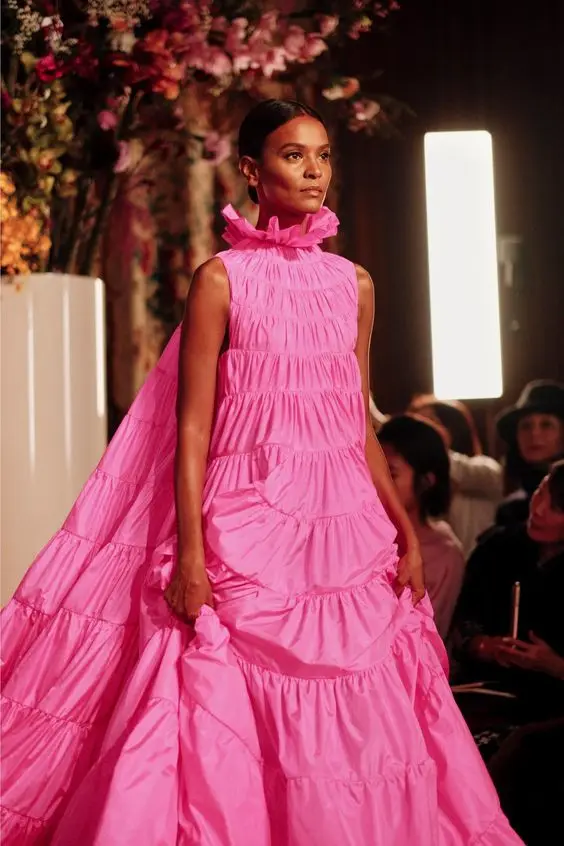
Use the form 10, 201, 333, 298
0, 100, 521, 844
379, 415, 465, 639
453, 460, 564, 722
495, 380, 564, 528
410, 395, 503, 556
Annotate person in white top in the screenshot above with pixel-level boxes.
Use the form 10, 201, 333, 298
409, 396, 503, 556
448, 450, 503, 556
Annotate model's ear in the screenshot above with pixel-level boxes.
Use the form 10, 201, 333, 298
239, 155, 259, 192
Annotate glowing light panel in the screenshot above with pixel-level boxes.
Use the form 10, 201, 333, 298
424, 130, 503, 399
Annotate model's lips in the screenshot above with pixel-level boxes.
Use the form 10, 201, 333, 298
301, 187, 323, 195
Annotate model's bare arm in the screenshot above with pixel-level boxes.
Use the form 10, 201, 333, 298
165, 257, 229, 619
355, 264, 425, 605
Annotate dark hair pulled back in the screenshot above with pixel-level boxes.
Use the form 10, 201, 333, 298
379, 414, 452, 520
238, 99, 326, 204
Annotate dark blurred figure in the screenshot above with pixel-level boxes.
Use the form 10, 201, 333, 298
488, 717, 564, 846
496, 380, 564, 528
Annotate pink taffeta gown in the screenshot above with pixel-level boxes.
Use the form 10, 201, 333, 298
1, 206, 522, 845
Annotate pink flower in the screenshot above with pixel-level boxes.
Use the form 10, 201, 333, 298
348, 16, 372, 40
35, 54, 64, 82
232, 46, 252, 74
97, 110, 118, 131
283, 25, 306, 59
258, 11, 279, 31
259, 47, 287, 78
318, 15, 339, 37
225, 17, 247, 52
352, 98, 381, 121
225, 18, 252, 73
302, 35, 327, 61
374, 2, 400, 18
201, 46, 232, 78
203, 132, 231, 166
114, 140, 132, 173
322, 76, 360, 101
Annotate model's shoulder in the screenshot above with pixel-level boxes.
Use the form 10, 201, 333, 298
194, 256, 227, 280
321, 253, 372, 286
190, 256, 230, 295
353, 263, 374, 292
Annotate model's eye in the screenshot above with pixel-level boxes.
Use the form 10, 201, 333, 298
284, 151, 303, 161
320, 150, 331, 161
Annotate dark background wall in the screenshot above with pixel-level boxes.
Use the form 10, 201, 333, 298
338, 0, 564, 434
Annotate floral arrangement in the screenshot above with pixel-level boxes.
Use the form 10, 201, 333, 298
1, 0, 402, 278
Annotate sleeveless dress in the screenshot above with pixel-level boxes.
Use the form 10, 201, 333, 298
0, 206, 522, 845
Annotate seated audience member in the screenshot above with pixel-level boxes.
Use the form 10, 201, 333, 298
488, 716, 564, 846
379, 415, 465, 638
410, 395, 502, 556
495, 380, 564, 528
452, 460, 564, 723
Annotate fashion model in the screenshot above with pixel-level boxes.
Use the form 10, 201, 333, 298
1, 99, 522, 845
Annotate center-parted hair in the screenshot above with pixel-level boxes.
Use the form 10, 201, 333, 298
379, 414, 452, 520
238, 99, 327, 203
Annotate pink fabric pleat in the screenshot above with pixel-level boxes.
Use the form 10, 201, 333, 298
0, 206, 523, 844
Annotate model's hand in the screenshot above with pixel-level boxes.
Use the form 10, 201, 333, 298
164, 565, 214, 624
394, 546, 426, 606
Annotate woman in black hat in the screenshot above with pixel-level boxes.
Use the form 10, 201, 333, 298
496, 380, 564, 527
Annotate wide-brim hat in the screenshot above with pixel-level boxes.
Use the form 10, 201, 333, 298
496, 380, 564, 443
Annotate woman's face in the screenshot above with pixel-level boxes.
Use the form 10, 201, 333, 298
243, 116, 332, 218
382, 445, 418, 515
528, 477, 564, 544
516, 413, 564, 464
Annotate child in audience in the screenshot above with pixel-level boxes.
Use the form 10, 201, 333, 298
379, 415, 465, 638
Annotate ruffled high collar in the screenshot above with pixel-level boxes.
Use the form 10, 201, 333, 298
222, 204, 339, 249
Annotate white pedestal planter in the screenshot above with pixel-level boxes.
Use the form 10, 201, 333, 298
1, 274, 107, 605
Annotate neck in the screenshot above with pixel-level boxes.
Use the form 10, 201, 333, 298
408, 508, 427, 534
256, 204, 309, 232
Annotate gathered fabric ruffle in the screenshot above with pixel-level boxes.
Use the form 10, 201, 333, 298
221, 203, 339, 250
1, 568, 522, 845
